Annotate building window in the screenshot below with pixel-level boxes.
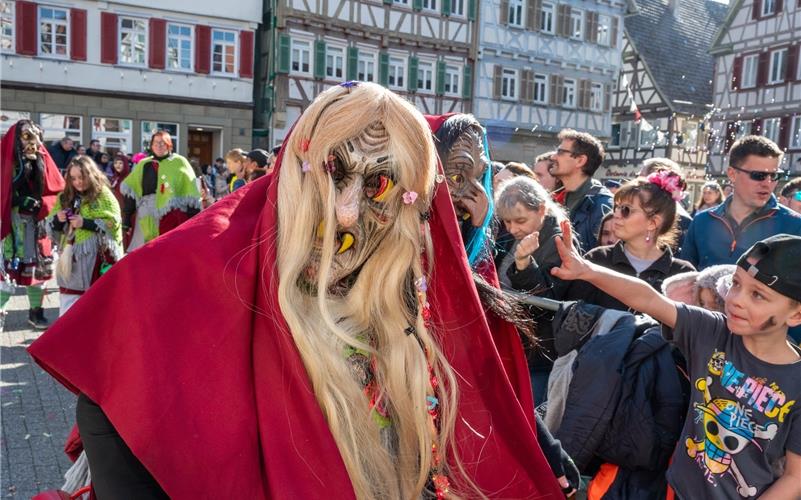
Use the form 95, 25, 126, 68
639, 126, 658, 147
40, 114, 82, 144
167, 23, 193, 71
790, 116, 801, 150
596, 14, 611, 46
540, 2, 555, 33
562, 78, 576, 107
533, 73, 547, 103
508, 0, 524, 27
388, 56, 405, 89
569, 9, 583, 40
38, 6, 69, 58
92, 118, 133, 156
444, 64, 460, 95
357, 51, 376, 82
610, 124, 621, 147
761, 0, 775, 16
735, 121, 752, 140
290, 38, 311, 75
119, 17, 147, 66
142, 121, 179, 153
741, 54, 758, 88
417, 60, 434, 92
451, 0, 466, 16
393, 0, 409, 4
762, 117, 780, 143
0, 111, 30, 135
590, 82, 603, 111
501, 68, 518, 100
422, 0, 437, 10
212, 29, 237, 75
767, 48, 786, 85
326, 45, 344, 79
1, 1, 13, 53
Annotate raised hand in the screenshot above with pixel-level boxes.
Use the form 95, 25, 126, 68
550, 220, 591, 281
514, 232, 540, 270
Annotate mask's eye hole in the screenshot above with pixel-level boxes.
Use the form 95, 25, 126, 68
364, 174, 394, 202
330, 155, 346, 183
450, 173, 463, 184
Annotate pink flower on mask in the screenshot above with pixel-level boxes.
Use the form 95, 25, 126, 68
403, 191, 418, 205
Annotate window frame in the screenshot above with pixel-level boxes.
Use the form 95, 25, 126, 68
789, 115, 801, 150
290, 37, 312, 76
767, 48, 786, 85
741, 53, 759, 89
762, 117, 780, 144
569, 8, 583, 41
388, 55, 406, 90
1, 0, 14, 54
444, 63, 461, 96
451, 0, 466, 17
422, 0, 437, 11
0, 111, 30, 136
533, 73, 548, 104
761, 0, 775, 17
40, 114, 82, 144
610, 123, 621, 148
501, 68, 518, 101
417, 59, 435, 93
141, 121, 180, 154
118, 16, 148, 67
357, 50, 377, 83
325, 44, 345, 81
211, 28, 238, 76
166, 23, 194, 72
590, 82, 604, 112
562, 78, 576, 108
596, 14, 611, 46
735, 120, 752, 140
508, 0, 524, 27
540, 2, 555, 34
91, 117, 133, 156
393, 0, 410, 6
37, 5, 69, 59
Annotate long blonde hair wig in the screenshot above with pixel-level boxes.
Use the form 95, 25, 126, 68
275, 82, 468, 499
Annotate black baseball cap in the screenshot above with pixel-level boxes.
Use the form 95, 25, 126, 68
736, 234, 801, 302
246, 149, 269, 167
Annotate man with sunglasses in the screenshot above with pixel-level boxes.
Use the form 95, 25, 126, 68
779, 177, 801, 214
681, 135, 801, 270
549, 129, 612, 252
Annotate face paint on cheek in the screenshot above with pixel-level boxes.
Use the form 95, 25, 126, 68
758, 316, 777, 331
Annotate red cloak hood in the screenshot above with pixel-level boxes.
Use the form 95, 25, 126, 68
1, 121, 65, 240
28, 126, 560, 498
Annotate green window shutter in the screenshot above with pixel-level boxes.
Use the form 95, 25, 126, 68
436, 60, 446, 95
379, 52, 390, 86
413, 0, 422, 11
441, 0, 451, 17
462, 64, 472, 98
383, 0, 392, 4
408, 56, 419, 92
278, 34, 291, 74
314, 40, 326, 80
468, 0, 476, 20
347, 47, 359, 81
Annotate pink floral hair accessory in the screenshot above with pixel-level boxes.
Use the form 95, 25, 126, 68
301, 160, 311, 173
402, 191, 418, 205
646, 171, 685, 202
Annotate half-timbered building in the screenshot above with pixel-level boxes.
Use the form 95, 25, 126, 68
254, 0, 478, 148
0, 0, 259, 163
708, 0, 801, 175
602, 0, 727, 200
473, 0, 628, 163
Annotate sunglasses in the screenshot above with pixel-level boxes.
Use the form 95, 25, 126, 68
613, 204, 649, 219
555, 148, 577, 157
730, 165, 784, 182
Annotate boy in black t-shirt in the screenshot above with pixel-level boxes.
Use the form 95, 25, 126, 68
551, 227, 801, 499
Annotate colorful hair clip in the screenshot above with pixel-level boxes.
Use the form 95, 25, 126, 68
300, 138, 310, 152
403, 191, 418, 205
301, 160, 311, 173
339, 81, 359, 88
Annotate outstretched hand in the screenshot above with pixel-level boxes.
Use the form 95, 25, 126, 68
550, 220, 591, 281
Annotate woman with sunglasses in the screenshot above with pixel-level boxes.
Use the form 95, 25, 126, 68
559, 170, 696, 311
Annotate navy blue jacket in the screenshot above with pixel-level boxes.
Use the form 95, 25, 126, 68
680, 196, 801, 270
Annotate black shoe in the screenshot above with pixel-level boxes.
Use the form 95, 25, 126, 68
28, 307, 49, 330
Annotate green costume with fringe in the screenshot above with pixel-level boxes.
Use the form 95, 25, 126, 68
49, 185, 124, 263
121, 154, 200, 244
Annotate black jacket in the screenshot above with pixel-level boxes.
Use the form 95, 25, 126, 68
47, 143, 77, 173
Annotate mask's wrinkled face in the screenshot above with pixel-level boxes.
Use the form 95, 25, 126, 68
444, 128, 489, 227
19, 122, 43, 160
301, 122, 399, 294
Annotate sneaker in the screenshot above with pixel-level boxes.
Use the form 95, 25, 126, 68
28, 307, 49, 330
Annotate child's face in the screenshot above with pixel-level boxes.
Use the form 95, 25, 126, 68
698, 287, 721, 312
724, 267, 801, 335
226, 159, 241, 174
599, 218, 618, 247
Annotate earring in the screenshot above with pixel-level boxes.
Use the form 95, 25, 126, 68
645, 230, 652, 243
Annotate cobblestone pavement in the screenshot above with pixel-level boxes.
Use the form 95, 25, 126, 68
1, 282, 74, 499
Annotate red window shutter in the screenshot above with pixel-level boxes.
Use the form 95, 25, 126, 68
195, 25, 211, 74
725, 122, 736, 152
752, 118, 763, 135
149, 18, 166, 69
756, 51, 770, 86
100, 12, 118, 65
779, 116, 791, 149
731, 55, 742, 90
239, 30, 254, 78
752, 0, 761, 19
776, 0, 783, 13
15, 1, 37, 56
788, 44, 799, 82
70, 9, 87, 61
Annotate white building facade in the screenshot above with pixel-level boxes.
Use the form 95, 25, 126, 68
0, 0, 261, 164
474, 0, 628, 163
708, 0, 801, 175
